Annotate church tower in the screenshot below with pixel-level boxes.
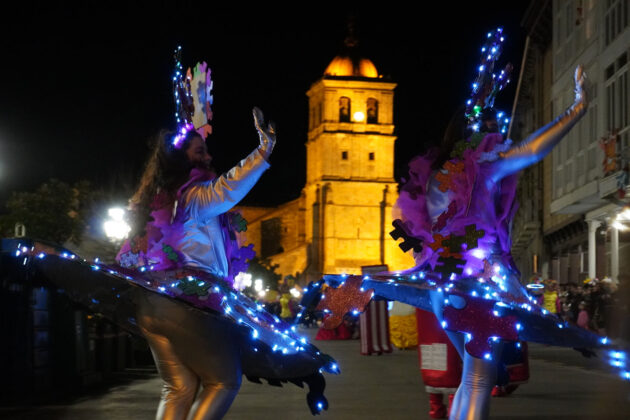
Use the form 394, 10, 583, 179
303, 31, 411, 278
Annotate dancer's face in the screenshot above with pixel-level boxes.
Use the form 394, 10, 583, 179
186, 136, 212, 170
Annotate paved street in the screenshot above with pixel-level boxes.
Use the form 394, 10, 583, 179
2, 327, 629, 420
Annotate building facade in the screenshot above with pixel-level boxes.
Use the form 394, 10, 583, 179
238, 38, 413, 284
545, 0, 630, 284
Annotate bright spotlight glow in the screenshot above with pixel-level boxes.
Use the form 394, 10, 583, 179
103, 207, 130, 241
353, 111, 365, 122
290, 287, 301, 298
254, 279, 263, 292
233, 272, 253, 291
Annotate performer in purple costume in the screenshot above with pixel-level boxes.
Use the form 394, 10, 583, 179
8, 49, 337, 420
313, 29, 627, 420
118, 108, 273, 419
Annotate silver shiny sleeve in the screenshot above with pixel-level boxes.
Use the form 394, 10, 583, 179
489, 65, 587, 184
183, 148, 270, 220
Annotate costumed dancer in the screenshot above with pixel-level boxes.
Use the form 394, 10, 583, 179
12, 48, 338, 419
389, 301, 418, 349
416, 309, 462, 419
312, 28, 629, 420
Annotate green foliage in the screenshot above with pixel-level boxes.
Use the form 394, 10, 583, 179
0, 179, 96, 245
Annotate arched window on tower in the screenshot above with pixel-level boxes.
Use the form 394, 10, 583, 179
339, 97, 351, 122
367, 98, 378, 124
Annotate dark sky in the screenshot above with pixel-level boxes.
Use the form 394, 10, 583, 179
0, 2, 530, 207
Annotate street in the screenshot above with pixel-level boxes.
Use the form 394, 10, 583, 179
2, 327, 629, 420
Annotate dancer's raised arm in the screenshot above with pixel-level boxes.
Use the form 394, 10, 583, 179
488, 65, 587, 184
184, 107, 276, 219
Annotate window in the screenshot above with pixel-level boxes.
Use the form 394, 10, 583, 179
339, 97, 351, 122
342, 151, 348, 160
369, 152, 375, 160
605, 0, 629, 46
261, 218, 283, 257
367, 98, 378, 123
605, 52, 630, 167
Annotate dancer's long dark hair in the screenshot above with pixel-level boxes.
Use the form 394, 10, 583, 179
432, 106, 467, 170
127, 130, 199, 237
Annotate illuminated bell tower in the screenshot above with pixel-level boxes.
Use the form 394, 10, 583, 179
304, 32, 411, 278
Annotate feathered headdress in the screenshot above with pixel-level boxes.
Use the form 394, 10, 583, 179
172, 46, 213, 148
464, 28, 513, 135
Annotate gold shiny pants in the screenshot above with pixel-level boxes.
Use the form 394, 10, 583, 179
136, 291, 242, 420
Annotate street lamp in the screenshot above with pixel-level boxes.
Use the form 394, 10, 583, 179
103, 207, 130, 241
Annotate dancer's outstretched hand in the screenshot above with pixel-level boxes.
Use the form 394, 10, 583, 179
574, 65, 587, 105
253, 106, 276, 160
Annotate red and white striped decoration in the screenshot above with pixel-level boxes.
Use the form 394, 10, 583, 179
360, 300, 392, 355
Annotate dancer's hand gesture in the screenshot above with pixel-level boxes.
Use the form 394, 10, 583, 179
253, 107, 276, 160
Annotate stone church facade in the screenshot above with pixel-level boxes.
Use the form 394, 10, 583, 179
237, 40, 413, 284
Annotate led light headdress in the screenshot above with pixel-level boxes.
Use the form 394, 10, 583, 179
464, 28, 513, 135
172, 46, 214, 148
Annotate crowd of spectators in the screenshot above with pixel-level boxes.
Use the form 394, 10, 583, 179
533, 276, 629, 340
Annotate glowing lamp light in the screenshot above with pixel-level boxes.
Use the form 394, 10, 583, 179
290, 287, 301, 298
257, 290, 266, 298
612, 220, 628, 231
103, 207, 131, 241
353, 111, 365, 122
254, 279, 263, 292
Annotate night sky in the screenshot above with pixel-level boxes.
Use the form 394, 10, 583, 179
0, 2, 530, 208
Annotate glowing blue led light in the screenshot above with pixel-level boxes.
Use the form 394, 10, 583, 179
352, 309, 359, 316
491, 336, 499, 342
317, 402, 323, 411
37, 253, 45, 259
516, 342, 522, 348
198, 281, 205, 287
252, 329, 259, 339
479, 65, 484, 71
158, 286, 166, 292
471, 291, 478, 297
466, 333, 472, 341
557, 323, 564, 329
14, 250, 21, 257
515, 323, 522, 331
484, 353, 492, 360
91, 265, 100, 271
601, 337, 609, 345
441, 320, 448, 328
300, 337, 307, 344
493, 310, 499, 316
624, 371, 630, 380
331, 363, 338, 371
